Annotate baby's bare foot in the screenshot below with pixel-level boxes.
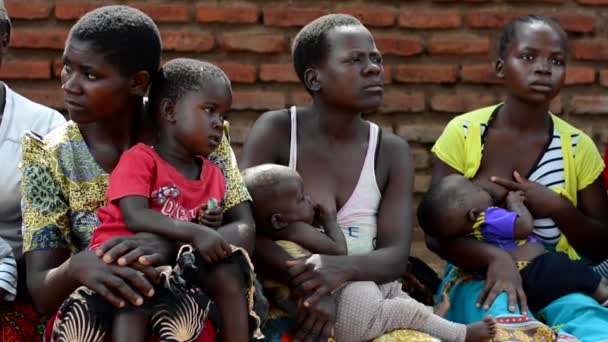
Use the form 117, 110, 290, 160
465, 316, 496, 342
433, 293, 450, 317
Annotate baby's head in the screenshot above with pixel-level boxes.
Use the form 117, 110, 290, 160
149, 58, 231, 158
242, 164, 315, 234
417, 174, 493, 239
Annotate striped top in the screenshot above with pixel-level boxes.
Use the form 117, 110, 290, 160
0, 238, 16, 301
469, 120, 578, 245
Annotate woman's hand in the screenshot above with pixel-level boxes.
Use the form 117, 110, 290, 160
95, 233, 172, 267
293, 295, 336, 342
286, 254, 350, 307
68, 250, 157, 308
491, 171, 566, 217
477, 253, 528, 315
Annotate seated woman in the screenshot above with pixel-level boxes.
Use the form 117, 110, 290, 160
241, 14, 434, 342
426, 15, 608, 341
20, 6, 255, 341
0, 1, 65, 340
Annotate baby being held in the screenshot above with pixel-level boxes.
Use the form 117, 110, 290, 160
418, 174, 608, 312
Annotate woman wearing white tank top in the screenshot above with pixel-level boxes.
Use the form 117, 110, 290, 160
240, 14, 461, 342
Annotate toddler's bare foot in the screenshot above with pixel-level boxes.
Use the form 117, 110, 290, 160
465, 316, 496, 342
433, 293, 450, 317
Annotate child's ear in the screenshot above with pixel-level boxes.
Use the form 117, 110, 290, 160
130, 70, 151, 96
467, 209, 481, 223
304, 67, 321, 92
159, 98, 177, 123
495, 59, 505, 79
270, 213, 289, 230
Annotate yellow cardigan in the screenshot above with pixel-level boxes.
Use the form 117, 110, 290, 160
432, 104, 604, 260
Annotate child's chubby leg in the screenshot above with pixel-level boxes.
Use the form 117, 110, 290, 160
334, 281, 495, 342
199, 260, 249, 342
113, 310, 149, 342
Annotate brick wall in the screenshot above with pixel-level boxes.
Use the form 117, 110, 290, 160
6, 0, 608, 270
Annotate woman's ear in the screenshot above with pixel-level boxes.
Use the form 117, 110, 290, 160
468, 208, 481, 223
270, 213, 289, 230
495, 59, 505, 79
159, 98, 176, 123
304, 68, 321, 92
130, 70, 151, 96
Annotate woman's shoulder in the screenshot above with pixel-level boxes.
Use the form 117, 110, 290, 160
254, 108, 291, 132
550, 114, 587, 137
451, 104, 501, 125
22, 121, 82, 163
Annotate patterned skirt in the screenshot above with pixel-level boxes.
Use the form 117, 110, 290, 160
0, 299, 46, 342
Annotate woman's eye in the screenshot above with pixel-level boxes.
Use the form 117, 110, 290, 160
521, 54, 533, 61
551, 58, 564, 66
86, 73, 97, 80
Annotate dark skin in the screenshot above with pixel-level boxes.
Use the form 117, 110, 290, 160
25, 37, 256, 322
241, 25, 414, 341
0, 19, 11, 303
426, 21, 608, 315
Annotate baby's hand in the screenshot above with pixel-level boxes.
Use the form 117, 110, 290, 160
198, 198, 223, 229
506, 191, 526, 206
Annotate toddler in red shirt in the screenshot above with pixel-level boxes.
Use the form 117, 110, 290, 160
84, 58, 257, 342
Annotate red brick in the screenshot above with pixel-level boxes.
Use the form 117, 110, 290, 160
507, 0, 564, 2
11, 29, 67, 49
15, 87, 64, 109
53, 59, 63, 78
55, 1, 110, 20
571, 96, 608, 115
565, 66, 596, 85
220, 34, 286, 54
430, 93, 496, 113
574, 40, 608, 61
128, 2, 190, 23
383, 65, 392, 84
576, 0, 608, 4
394, 65, 457, 84
461, 64, 502, 84
428, 38, 490, 56
466, 10, 524, 28
215, 63, 256, 84
161, 31, 214, 52
414, 175, 432, 193
397, 124, 444, 143
263, 7, 327, 27
289, 91, 312, 106
6, 1, 51, 19
0, 60, 51, 79
553, 14, 595, 33
600, 70, 608, 87
196, 4, 259, 24
260, 64, 299, 83
375, 36, 423, 57
398, 10, 461, 29
381, 91, 425, 113
337, 7, 395, 27
232, 90, 286, 110
412, 147, 431, 170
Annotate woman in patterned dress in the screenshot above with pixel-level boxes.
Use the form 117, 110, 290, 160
20, 6, 255, 341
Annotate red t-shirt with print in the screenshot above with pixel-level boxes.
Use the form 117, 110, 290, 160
90, 143, 226, 249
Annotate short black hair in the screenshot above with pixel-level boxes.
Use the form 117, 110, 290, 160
497, 14, 568, 59
417, 175, 468, 238
242, 164, 301, 231
149, 58, 231, 112
68, 5, 161, 77
0, 1, 11, 39
292, 14, 362, 92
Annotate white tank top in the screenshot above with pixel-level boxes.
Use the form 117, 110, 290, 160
288, 106, 382, 255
